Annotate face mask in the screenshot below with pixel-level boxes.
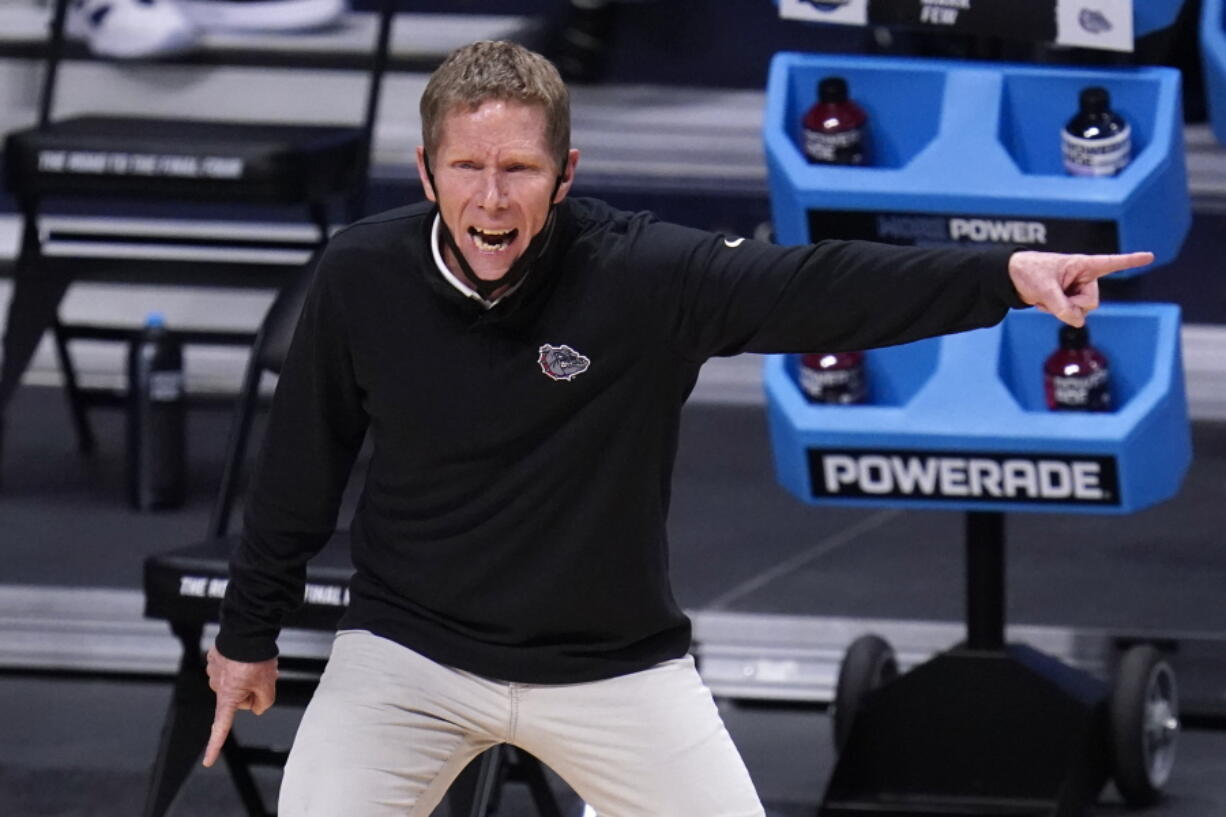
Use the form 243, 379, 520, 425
424, 154, 566, 301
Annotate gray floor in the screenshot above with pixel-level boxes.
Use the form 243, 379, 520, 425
1, 385, 1225, 814
1, 673, 1224, 816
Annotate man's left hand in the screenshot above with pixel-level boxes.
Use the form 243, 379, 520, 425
1008, 250, 1154, 327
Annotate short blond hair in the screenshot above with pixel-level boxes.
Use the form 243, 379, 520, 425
420, 40, 570, 170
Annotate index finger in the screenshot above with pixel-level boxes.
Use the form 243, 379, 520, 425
203, 699, 237, 768
1086, 251, 1154, 278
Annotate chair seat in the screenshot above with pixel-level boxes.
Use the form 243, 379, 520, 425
143, 531, 353, 631
4, 115, 366, 203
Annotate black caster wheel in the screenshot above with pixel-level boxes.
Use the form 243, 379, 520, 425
832, 634, 899, 754
1110, 644, 1179, 807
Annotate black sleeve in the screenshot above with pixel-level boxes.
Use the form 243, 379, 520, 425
629, 218, 1026, 361
215, 255, 369, 662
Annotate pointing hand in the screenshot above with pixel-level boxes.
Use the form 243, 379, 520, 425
1008, 250, 1153, 327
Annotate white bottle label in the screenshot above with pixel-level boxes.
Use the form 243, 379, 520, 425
149, 370, 184, 402
804, 127, 865, 164
1061, 124, 1131, 177
800, 365, 866, 404
1051, 370, 1111, 409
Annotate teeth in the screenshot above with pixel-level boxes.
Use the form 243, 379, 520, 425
469, 227, 516, 252
473, 234, 506, 252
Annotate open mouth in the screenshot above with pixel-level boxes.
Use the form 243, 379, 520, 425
468, 226, 519, 252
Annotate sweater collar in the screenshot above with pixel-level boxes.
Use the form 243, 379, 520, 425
429, 214, 527, 310
419, 200, 576, 328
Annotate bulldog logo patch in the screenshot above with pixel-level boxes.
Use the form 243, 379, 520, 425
538, 344, 590, 382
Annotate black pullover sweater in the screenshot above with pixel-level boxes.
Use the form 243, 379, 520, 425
217, 197, 1024, 683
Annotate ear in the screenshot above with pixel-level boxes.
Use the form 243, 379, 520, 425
416, 146, 436, 202
552, 149, 580, 204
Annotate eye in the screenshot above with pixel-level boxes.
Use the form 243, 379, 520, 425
453, 161, 479, 171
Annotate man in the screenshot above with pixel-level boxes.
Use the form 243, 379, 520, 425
205, 40, 1151, 817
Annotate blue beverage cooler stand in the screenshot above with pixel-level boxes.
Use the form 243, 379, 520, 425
1201, 0, 1226, 144
766, 53, 1189, 270
1135, 0, 1189, 37
763, 53, 1194, 817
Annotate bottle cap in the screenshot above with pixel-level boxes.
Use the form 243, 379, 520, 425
145, 312, 166, 328
818, 76, 848, 103
1059, 324, 1090, 349
1079, 86, 1110, 114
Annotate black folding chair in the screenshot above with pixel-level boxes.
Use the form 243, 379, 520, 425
141, 261, 569, 817
0, 0, 394, 477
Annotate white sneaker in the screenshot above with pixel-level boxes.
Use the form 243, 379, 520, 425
176, 0, 348, 32
65, 0, 199, 59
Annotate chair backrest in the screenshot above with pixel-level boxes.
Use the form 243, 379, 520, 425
34, 0, 397, 221
207, 257, 317, 539
23, 2, 392, 535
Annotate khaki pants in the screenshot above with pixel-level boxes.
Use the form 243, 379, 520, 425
279, 630, 765, 817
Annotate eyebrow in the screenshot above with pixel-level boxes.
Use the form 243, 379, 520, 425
444, 152, 549, 168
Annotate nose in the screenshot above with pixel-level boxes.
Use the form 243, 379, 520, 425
478, 169, 507, 210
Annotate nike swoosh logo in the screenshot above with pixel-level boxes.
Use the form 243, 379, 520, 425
724, 237, 745, 248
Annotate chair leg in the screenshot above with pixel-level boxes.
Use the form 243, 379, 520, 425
308, 201, 330, 248
446, 745, 502, 814
207, 358, 263, 539
445, 747, 504, 817
0, 200, 72, 484
450, 746, 566, 817
50, 317, 95, 453
220, 737, 274, 817
513, 750, 565, 817
0, 210, 70, 413
143, 622, 212, 817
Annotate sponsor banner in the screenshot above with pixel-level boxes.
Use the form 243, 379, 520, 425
37, 149, 245, 180
779, 0, 869, 26
807, 209, 1119, 254
868, 0, 1055, 41
176, 574, 350, 607
807, 447, 1121, 506
1056, 0, 1134, 53
779, 0, 1134, 52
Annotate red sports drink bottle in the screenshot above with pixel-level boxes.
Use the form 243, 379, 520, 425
802, 76, 869, 166
1044, 324, 1111, 411
799, 351, 868, 405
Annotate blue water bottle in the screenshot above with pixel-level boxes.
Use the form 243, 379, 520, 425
127, 312, 186, 510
